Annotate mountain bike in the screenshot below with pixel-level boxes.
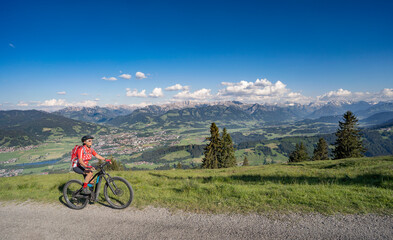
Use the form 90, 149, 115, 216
63, 161, 133, 210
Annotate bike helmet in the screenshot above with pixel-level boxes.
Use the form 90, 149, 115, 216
81, 135, 94, 143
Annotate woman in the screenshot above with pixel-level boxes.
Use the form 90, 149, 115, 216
73, 135, 109, 194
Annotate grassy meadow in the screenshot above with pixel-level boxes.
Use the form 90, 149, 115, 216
0, 156, 392, 214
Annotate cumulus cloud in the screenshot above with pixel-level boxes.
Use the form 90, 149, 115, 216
318, 88, 352, 101
39, 99, 68, 107
317, 88, 393, 103
17, 101, 29, 107
37, 99, 98, 108
215, 78, 310, 104
381, 88, 393, 97
57, 91, 66, 95
219, 79, 289, 97
81, 93, 89, 96
102, 76, 117, 81
119, 73, 132, 79
126, 88, 147, 97
135, 72, 147, 79
165, 84, 190, 91
173, 88, 212, 100
149, 88, 164, 98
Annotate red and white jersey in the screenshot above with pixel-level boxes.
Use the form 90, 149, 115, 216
75, 146, 97, 167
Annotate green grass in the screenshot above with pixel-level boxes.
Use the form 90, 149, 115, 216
161, 150, 191, 161
1, 156, 393, 214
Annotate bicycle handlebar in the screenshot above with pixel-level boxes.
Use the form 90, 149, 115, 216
98, 160, 111, 169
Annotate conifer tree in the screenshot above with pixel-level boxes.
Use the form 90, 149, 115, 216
202, 122, 221, 169
220, 128, 237, 168
243, 156, 249, 166
312, 137, 329, 160
176, 162, 182, 169
288, 142, 309, 162
333, 111, 366, 159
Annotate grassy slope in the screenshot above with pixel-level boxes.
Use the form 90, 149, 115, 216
1, 156, 392, 214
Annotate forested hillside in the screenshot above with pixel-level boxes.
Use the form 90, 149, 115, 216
0, 110, 109, 146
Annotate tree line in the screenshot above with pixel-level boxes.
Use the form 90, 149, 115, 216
289, 111, 366, 162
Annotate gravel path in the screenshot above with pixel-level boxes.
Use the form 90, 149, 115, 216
0, 202, 392, 240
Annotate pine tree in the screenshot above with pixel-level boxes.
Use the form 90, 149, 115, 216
288, 142, 309, 162
312, 138, 329, 160
202, 122, 221, 169
176, 162, 182, 169
243, 156, 249, 166
333, 111, 366, 159
220, 128, 237, 168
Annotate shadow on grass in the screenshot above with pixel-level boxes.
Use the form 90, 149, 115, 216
149, 172, 393, 188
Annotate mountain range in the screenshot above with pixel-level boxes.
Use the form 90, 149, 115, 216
52, 100, 393, 128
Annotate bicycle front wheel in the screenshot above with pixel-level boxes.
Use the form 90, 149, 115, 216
63, 179, 89, 210
104, 176, 133, 209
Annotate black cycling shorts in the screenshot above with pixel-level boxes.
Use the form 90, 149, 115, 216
73, 165, 86, 175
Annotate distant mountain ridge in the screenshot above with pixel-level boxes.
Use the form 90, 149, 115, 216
361, 111, 393, 125
53, 106, 134, 123
105, 101, 393, 128
51, 100, 393, 128
0, 110, 109, 146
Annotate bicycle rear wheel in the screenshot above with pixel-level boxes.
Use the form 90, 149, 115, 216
104, 177, 133, 209
63, 179, 89, 210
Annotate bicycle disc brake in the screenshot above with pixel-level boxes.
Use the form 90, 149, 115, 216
114, 189, 124, 196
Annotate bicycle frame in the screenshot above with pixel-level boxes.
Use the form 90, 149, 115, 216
81, 161, 118, 202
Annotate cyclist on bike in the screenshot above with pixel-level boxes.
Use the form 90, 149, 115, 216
73, 135, 109, 194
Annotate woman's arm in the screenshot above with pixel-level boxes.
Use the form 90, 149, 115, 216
95, 153, 106, 161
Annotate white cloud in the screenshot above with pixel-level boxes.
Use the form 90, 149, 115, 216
126, 88, 147, 97
318, 88, 352, 101
149, 88, 164, 98
17, 101, 29, 107
381, 88, 393, 97
317, 88, 393, 103
57, 91, 66, 95
216, 78, 309, 104
94, 98, 100, 101
81, 93, 89, 96
165, 84, 190, 91
119, 73, 132, 79
174, 88, 212, 100
39, 99, 68, 107
135, 72, 147, 79
74, 100, 98, 107
37, 99, 98, 108
102, 76, 117, 81
9, 43, 15, 48
219, 79, 289, 97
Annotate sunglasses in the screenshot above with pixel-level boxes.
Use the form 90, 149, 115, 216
86, 140, 93, 142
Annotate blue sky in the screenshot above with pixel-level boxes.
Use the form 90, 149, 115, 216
1, 0, 392, 110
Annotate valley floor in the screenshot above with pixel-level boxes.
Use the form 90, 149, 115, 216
1, 202, 392, 240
